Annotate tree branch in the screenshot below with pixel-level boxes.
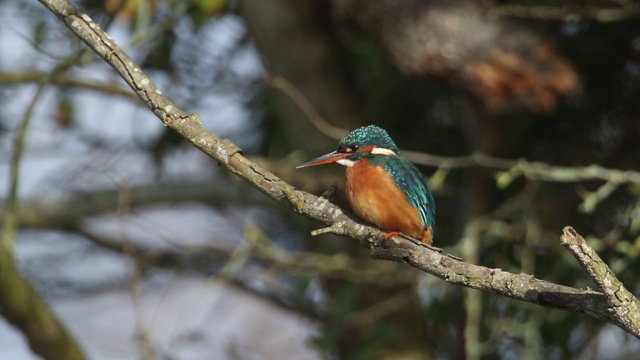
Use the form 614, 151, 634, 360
37, 0, 640, 340
0, 80, 86, 359
561, 227, 640, 337
0, 181, 273, 228
0, 70, 138, 100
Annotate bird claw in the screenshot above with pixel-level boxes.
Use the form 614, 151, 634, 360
383, 231, 400, 240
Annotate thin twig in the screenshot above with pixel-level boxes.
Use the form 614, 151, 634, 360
1, 84, 45, 252
345, 292, 412, 326
0, 71, 138, 100
265, 73, 348, 140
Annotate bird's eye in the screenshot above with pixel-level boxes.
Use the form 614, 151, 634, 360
339, 145, 358, 153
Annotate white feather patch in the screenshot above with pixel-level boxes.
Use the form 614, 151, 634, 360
337, 159, 356, 167
370, 147, 397, 156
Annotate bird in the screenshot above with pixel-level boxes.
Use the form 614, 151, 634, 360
297, 125, 436, 244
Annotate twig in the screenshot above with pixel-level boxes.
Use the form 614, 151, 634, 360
345, 292, 412, 326
1, 84, 45, 252
265, 73, 348, 140
0, 70, 139, 100
578, 181, 619, 213
0, 180, 273, 229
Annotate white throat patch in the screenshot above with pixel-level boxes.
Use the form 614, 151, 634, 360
336, 158, 356, 167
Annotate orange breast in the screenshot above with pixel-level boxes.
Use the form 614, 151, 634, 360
345, 160, 432, 244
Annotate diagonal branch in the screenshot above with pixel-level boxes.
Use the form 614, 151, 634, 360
370, 234, 610, 321
38, 0, 640, 340
561, 227, 640, 336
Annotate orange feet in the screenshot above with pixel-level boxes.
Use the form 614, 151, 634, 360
383, 231, 400, 240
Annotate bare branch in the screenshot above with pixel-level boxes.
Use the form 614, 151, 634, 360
0, 181, 272, 228
371, 235, 612, 322
2, 84, 44, 252
561, 227, 640, 337
0, 70, 138, 100
265, 73, 348, 140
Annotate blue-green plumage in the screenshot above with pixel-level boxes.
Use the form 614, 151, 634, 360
371, 156, 436, 228
346, 129, 436, 229
338, 125, 400, 154
296, 125, 436, 243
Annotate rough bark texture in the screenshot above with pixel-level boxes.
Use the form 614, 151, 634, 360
561, 227, 640, 336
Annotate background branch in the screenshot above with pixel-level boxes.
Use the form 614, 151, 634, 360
0, 70, 138, 101
0, 82, 86, 359
269, 72, 640, 213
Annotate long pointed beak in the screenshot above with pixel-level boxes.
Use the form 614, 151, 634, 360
296, 151, 349, 169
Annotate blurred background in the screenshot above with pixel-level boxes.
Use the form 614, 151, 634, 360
2, 0, 640, 359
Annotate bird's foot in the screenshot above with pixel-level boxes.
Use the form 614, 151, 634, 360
383, 231, 400, 240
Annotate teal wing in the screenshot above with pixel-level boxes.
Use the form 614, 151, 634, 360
375, 157, 436, 227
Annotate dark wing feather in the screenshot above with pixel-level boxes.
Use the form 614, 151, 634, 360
374, 156, 436, 227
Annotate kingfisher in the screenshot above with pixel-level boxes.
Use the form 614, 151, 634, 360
297, 125, 436, 244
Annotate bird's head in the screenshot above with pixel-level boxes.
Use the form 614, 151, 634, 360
296, 125, 400, 168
